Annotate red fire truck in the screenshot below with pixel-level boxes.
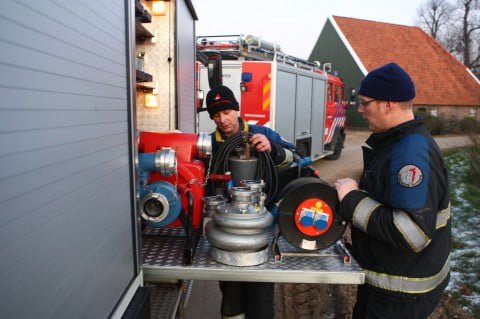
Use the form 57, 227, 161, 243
197, 35, 348, 160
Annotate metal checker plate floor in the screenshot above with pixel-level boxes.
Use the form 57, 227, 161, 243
149, 283, 182, 319
142, 227, 364, 285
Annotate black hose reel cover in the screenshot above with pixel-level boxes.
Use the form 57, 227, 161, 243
277, 177, 346, 250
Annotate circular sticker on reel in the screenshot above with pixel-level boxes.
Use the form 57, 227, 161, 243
294, 198, 333, 236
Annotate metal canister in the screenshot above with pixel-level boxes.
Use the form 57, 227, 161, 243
228, 156, 258, 186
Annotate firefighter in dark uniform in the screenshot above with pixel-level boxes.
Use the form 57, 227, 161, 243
207, 85, 295, 165
334, 63, 451, 319
205, 85, 295, 319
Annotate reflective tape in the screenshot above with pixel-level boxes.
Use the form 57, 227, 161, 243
352, 197, 381, 232
262, 80, 271, 111
436, 205, 451, 229
276, 149, 294, 169
353, 197, 449, 247
393, 210, 431, 252
365, 255, 450, 294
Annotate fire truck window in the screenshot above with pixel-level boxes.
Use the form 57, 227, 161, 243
328, 83, 332, 102
334, 86, 339, 101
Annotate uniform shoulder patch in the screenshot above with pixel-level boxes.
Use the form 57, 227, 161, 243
398, 165, 423, 187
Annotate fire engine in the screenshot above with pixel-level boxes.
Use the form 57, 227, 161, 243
196, 34, 348, 161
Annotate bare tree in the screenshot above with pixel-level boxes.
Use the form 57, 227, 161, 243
457, 0, 480, 75
417, 0, 480, 77
417, 0, 454, 40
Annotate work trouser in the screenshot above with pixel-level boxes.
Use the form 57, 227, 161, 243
219, 281, 274, 319
352, 280, 446, 319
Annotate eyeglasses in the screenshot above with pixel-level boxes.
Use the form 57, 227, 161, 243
359, 99, 377, 107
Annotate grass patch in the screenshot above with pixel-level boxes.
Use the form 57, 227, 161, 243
461, 136, 480, 187
451, 238, 467, 250
462, 184, 480, 207
445, 148, 480, 317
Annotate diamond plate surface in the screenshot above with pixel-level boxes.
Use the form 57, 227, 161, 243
181, 280, 193, 308
149, 283, 182, 319
142, 227, 364, 284
142, 227, 187, 266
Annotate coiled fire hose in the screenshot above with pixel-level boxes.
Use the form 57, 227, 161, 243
207, 132, 279, 206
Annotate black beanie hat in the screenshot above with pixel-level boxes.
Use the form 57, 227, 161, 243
358, 62, 415, 102
206, 86, 239, 119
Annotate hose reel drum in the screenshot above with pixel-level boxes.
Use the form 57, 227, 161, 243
277, 177, 346, 251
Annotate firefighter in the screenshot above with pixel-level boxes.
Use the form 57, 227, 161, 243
206, 85, 295, 166
334, 63, 451, 319
205, 85, 295, 319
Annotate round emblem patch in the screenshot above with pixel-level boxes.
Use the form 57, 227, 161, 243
398, 165, 423, 187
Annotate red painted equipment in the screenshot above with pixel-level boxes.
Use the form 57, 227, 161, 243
138, 131, 211, 230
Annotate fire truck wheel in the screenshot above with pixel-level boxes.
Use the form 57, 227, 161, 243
325, 131, 345, 160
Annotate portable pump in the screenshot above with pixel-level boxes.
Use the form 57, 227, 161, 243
138, 131, 211, 230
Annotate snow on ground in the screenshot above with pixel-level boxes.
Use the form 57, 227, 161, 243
444, 151, 480, 314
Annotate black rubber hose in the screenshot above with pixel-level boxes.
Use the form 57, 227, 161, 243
207, 132, 279, 205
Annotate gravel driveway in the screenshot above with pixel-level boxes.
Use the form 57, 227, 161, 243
312, 129, 473, 184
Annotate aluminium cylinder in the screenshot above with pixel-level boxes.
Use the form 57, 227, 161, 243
206, 203, 272, 250
154, 148, 177, 176
229, 156, 258, 186
205, 201, 273, 265
229, 187, 257, 212
205, 220, 270, 251
240, 179, 265, 193
205, 176, 273, 265
212, 204, 273, 234
240, 179, 266, 208
196, 132, 212, 159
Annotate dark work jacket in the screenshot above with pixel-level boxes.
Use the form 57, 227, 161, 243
339, 118, 451, 295
211, 117, 295, 165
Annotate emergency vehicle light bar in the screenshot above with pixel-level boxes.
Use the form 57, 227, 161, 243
197, 34, 324, 71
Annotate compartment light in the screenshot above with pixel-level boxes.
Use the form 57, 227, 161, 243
145, 81, 159, 108
145, 94, 158, 108
152, 1, 167, 16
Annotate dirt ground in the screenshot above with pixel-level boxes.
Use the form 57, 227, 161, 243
311, 129, 473, 185
272, 130, 475, 319
273, 282, 474, 319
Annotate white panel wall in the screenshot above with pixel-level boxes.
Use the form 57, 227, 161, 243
0, 0, 136, 317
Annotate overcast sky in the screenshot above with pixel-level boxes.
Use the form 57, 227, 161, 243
191, 0, 426, 59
